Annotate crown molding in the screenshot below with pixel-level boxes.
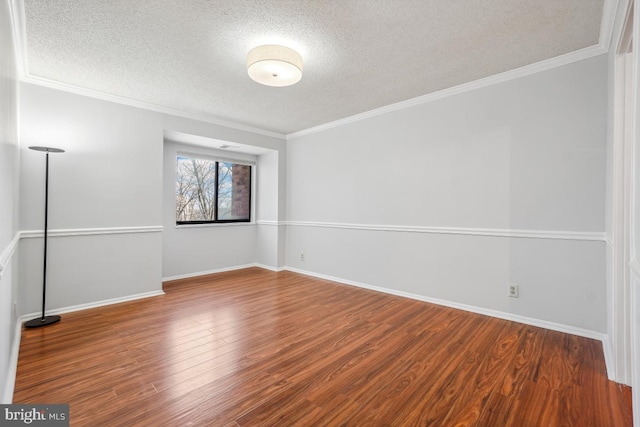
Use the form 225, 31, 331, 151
11, 0, 618, 141
286, 44, 607, 140
21, 74, 286, 140
10, 1, 283, 139
8, 0, 27, 79
287, 0, 618, 140
600, 0, 621, 52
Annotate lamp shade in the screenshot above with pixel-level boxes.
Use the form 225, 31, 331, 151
247, 45, 303, 87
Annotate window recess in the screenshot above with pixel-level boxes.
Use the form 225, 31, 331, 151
175, 153, 253, 224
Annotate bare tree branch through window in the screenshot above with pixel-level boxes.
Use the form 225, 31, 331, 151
176, 156, 251, 224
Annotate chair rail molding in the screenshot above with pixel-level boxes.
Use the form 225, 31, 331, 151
0, 233, 21, 279
20, 226, 164, 239
285, 221, 605, 242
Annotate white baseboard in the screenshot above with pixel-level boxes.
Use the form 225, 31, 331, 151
5, 264, 617, 402
162, 264, 257, 282
2, 319, 22, 404
253, 263, 286, 272
601, 334, 618, 383
284, 266, 607, 343
18, 290, 165, 322
163, 264, 610, 346
6, 289, 164, 403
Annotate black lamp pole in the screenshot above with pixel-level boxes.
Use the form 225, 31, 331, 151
25, 146, 65, 328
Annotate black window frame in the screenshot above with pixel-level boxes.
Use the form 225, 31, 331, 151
175, 155, 253, 225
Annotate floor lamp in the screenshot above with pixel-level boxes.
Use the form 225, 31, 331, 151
24, 146, 65, 328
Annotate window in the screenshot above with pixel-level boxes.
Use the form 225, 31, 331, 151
176, 155, 252, 224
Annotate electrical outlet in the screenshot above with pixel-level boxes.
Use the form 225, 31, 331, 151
13, 301, 17, 318
508, 284, 519, 298
300, 252, 305, 261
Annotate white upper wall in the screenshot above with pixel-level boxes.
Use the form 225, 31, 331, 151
288, 55, 608, 233
18, 82, 286, 309
19, 83, 287, 232
0, 0, 20, 404
0, 0, 19, 249
286, 54, 609, 334
19, 84, 164, 230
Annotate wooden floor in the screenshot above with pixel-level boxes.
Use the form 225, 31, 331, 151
13, 268, 632, 426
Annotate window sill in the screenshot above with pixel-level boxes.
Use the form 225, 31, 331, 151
175, 222, 256, 229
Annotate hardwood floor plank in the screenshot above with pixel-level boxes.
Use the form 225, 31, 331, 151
436, 322, 526, 426
350, 316, 507, 425
12, 268, 632, 426
473, 326, 547, 426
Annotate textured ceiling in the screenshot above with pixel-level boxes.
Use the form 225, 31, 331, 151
21, 0, 605, 135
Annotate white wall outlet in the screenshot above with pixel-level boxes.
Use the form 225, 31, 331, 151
300, 252, 305, 261
13, 301, 18, 318
508, 284, 519, 298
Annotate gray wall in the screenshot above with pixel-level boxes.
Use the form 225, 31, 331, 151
0, 0, 20, 403
18, 83, 286, 314
286, 55, 609, 333
18, 85, 165, 314
162, 140, 258, 279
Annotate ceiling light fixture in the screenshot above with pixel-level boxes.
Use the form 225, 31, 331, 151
247, 45, 303, 87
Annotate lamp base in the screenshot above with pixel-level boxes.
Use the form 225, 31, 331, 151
24, 315, 61, 328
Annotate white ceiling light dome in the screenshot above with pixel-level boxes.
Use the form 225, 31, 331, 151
247, 45, 303, 87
